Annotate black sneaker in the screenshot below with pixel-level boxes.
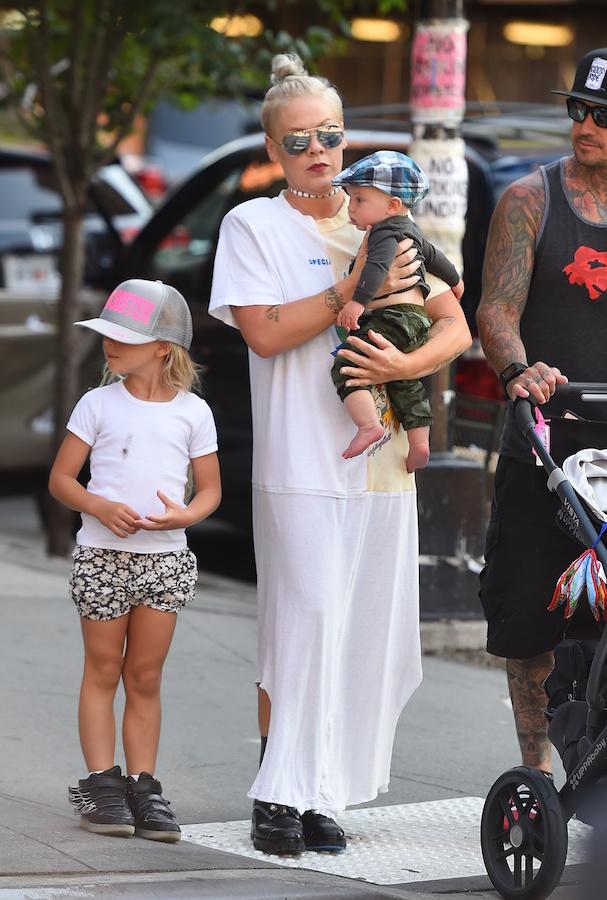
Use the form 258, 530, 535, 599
126, 772, 181, 843
301, 810, 346, 852
251, 800, 305, 855
68, 765, 135, 837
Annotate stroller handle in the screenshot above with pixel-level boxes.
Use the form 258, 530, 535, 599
514, 382, 607, 445
553, 382, 607, 403
514, 383, 607, 600
513, 395, 537, 439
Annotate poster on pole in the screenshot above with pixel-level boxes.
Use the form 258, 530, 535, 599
410, 20, 469, 125
409, 139, 468, 221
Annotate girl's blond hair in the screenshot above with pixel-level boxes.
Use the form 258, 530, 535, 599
261, 52, 343, 133
101, 343, 201, 393
159, 343, 201, 393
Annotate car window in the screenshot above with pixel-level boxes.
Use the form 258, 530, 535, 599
146, 160, 286, 294
89, 173, 146, 218
0, 164, 141, 225
0, 168, 62, 222
144, 147, 399, 289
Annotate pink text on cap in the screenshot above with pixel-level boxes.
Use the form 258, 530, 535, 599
105, 289, 155, 324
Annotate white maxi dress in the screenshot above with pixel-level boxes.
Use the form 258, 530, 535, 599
209, 194, 423, 818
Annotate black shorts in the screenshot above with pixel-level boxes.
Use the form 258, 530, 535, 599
480, 456, 584, 659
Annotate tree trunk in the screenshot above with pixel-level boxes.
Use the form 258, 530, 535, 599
46, 198, 87, 557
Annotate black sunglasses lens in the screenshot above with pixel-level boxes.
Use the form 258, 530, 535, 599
567, 98, 586, 122
593, 106, 607, 127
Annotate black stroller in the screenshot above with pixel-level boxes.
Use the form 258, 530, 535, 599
481, 384, 607, 900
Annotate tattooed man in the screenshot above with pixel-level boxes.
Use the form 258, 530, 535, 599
477, 48, 607, 775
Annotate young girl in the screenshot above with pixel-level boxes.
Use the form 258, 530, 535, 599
49, 278, 221, 843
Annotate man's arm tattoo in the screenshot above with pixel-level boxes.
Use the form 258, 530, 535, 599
324, 286, 345, 314
476, 172, 545, 370
265, 305, 280, 322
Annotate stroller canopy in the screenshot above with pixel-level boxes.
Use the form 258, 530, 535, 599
563, 448, 607, 524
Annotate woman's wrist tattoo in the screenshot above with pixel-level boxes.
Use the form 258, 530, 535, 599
325, 286, 345, 313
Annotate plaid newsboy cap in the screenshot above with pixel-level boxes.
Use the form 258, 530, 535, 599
332, 150, 429, 208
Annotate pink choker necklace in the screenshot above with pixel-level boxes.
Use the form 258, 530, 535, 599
287, 186, 341, 199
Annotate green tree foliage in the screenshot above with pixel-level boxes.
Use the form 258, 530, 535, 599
0, 2, 351, 182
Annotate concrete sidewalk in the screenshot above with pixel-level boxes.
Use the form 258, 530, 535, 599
1, 497, 583, 899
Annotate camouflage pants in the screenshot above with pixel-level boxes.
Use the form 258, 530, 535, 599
331, 303, 432, 430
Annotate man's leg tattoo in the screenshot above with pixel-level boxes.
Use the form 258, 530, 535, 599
506, 652, 554, 770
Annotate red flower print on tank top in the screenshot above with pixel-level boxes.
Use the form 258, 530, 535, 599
563, 246, 607, 300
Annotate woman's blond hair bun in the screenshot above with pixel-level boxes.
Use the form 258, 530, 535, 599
270, 53, 308, 85
261, 52, 343, 133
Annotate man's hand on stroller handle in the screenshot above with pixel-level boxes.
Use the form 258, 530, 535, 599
506, 361, 568, 403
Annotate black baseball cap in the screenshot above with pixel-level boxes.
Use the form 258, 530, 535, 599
552, 48, 607, 106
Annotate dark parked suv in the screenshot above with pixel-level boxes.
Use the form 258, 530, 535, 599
0, 146, 151, 496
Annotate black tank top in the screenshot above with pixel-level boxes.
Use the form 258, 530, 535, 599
499, 158, 607, 461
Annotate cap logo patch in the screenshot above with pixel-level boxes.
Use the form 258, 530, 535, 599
105, 289, 155, 324
585, 57, 607, 91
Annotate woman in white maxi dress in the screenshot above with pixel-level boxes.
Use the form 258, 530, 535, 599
209, 53, 471, 854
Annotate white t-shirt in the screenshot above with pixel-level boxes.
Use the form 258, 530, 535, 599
67, 380, 218, 553
209, 192, 432, 496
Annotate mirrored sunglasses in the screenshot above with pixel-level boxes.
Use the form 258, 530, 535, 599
275, 125, 344, 156
567, 97, 607, 129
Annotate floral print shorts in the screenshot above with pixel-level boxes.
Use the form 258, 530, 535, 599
70, 545, 198, 621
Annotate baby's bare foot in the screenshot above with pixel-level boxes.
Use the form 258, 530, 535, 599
406, 444, 430, 473
342, 423, 385, 459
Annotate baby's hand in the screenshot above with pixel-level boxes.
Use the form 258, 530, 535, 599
452, 277, 464, 301
337, 300, 365, 332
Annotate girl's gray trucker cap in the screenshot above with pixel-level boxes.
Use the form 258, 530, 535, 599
74, 279, 193, 349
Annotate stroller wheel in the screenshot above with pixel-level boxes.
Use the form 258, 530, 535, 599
481, 766, 567, 900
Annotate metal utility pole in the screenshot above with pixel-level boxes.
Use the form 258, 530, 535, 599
409, 0, 485, 621
409, 0, 469, 451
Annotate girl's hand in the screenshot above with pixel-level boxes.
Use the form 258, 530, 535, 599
90, 496, 142, 538
139, 491, 190, 530
338, 329, 409, 386
337, 300, 365, 331
379, 238, 421, 296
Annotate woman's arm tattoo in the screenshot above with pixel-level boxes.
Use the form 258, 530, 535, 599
427, 315, 456, 338
325, 286, 345, 313
476, 171, 545, 369
265, 305, 280, 322
425, 351, 461, 375
427, 318, 460, 373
